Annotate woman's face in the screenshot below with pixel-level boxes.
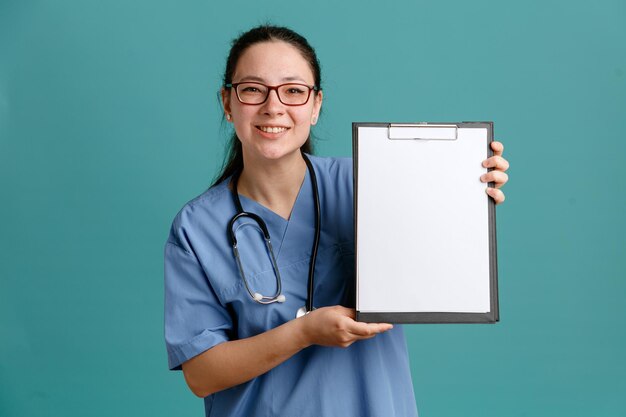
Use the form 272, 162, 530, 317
222, 41, 323, 165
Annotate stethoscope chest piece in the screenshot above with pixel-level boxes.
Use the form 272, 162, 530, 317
296, 306, 314, 318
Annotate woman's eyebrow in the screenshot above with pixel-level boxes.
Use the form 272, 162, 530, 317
237, 75, 308, 83
238, 75, 265, 82
281, 76, 306, 83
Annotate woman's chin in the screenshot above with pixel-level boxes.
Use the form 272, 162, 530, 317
246, 144, 304, 163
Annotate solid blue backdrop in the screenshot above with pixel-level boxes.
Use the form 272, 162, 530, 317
1, 1, 624, 416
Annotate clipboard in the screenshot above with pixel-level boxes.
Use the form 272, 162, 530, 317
353, 122, 499, 324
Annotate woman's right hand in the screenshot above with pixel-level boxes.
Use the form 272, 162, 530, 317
300, 306, 393, 348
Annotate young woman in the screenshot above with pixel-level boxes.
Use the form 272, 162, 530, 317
165, 25, 509, 416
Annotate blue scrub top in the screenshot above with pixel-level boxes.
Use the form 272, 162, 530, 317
165, 156, 418, 417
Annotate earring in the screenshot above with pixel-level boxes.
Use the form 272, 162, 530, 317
311, 115, 317, 124
226, 113, 232, 121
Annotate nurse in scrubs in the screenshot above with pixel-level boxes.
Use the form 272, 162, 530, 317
164, 25, 509, 417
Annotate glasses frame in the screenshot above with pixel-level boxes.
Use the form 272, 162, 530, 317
225, 82, 319, 106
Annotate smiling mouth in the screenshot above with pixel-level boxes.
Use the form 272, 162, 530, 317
257, 126, 289, 134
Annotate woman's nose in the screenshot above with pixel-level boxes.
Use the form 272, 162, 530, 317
261, 89, 285, 115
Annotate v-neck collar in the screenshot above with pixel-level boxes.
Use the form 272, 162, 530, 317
237, 169, 313, 260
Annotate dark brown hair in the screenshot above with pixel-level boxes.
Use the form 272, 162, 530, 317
212, 25, 322, 186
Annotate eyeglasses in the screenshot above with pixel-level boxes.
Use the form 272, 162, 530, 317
225, 82, 319, 106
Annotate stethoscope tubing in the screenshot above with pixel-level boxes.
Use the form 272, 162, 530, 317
303, 154, 320, 313
228, 152, 320, 314
229, 214, 284, 304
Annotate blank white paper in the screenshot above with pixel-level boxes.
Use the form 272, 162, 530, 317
356, 126, 491, 313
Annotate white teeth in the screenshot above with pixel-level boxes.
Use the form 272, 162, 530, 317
259, 126, 287, 133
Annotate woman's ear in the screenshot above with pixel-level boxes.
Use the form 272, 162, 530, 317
221, 88, 232, 119
311, 90, 323, 125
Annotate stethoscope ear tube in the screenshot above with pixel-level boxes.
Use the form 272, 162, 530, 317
231, 230, 284, 304
229, 211, 283, 304
228, 212, 271, 246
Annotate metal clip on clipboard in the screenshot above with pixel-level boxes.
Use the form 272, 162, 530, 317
388, 123, 458, 141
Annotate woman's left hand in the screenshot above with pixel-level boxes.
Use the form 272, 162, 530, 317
480, 141, 509, 205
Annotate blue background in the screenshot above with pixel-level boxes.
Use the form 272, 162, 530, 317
1, 0, 625, 416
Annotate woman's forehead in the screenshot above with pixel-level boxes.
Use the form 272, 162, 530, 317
232, 41, 314, 84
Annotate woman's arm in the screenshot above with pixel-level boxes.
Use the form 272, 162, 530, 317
181, 306, 392, 397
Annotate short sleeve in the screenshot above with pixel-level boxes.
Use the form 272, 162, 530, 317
164, 228, 233, 370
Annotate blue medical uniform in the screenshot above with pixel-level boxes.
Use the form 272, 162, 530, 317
164, 156, 418, 417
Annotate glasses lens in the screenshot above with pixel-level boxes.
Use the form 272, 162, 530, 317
236, 83, 269, 104
277, 84, 311, 105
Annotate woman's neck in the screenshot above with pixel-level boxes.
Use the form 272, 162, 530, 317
237, 152, 307, 220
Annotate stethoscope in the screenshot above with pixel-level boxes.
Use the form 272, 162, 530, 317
228, 153, 321, 319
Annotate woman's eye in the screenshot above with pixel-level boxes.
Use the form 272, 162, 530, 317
286, 88, 305, 95
242, 87, 260, 93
